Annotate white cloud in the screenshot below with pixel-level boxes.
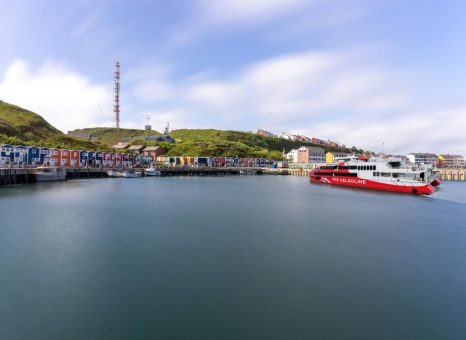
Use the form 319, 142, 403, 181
0, 60, 112, 132
125, 64, 175, 104
184, 49, 406, 124
197, 0, 310, 23
301, 108, 466, 155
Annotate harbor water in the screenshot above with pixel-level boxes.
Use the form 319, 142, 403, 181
0, 176, 465, 339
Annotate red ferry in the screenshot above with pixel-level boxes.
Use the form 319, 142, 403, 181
309, 156, 441, 195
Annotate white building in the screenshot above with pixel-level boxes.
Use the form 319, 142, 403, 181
406, 153, 438, 165
440, 154, 465, 168
286, 149, 298, 163
278, 132, 297, 141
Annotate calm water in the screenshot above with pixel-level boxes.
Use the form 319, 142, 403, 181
0, 176, 465, 339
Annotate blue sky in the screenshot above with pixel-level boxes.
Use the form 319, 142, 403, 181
1, 0, 466, 154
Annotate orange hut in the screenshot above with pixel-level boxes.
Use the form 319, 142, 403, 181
69, 150, 80, 167
49, 149, 61, 166
60, 149, 71, 166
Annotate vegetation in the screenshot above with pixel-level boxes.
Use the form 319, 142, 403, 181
0, 100, 102, 150
1, 100, 366, 159
70, 127, 161, 147
165, 129, 356, 160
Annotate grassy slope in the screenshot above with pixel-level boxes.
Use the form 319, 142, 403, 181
167, 129, 357, 160
1, 100, 364, 158
0, 100, 101, 149
70, 127, 161, 147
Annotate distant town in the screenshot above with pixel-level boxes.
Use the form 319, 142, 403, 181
256, 128, 465, 169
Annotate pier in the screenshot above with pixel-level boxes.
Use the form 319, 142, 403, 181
0, 166, 266, 186
438, 168, 465, 181
3, 166, 464, 187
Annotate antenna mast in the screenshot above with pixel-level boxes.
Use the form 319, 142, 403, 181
113, 62, 120, 128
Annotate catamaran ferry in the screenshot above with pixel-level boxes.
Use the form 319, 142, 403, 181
309, 156, 441, 195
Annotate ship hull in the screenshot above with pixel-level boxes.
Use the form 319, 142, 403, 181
310, 175, 435, 195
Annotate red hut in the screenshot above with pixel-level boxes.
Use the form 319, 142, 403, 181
49, 149, 61, 166
69, 150, 80, 167
60, 149, 71, 166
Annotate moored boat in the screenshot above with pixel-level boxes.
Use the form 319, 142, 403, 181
34, 166, 66, 182
309, 156, 440, 195
107, 170, 123, 177
144, 167, 161, 176
122, 170, 142, 178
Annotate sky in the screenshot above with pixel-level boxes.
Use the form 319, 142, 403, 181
0, 0, 466, 154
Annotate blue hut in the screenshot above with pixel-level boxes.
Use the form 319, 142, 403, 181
95, 152, 103, 166
80, 151, 89, 166
27, 146, 41, 165
39, 148, 50, 165
88, 151, 96, 166
1, 144, 14, 167
13, 146, 28, 166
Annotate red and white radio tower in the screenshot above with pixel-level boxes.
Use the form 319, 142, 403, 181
113, 62, 121, 128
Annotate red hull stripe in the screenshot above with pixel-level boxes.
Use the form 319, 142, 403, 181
309, 175, 435, 195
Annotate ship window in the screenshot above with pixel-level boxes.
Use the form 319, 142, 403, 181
393, 173, 398, 178
381, 173, 391, 177
373, 172, 377, 176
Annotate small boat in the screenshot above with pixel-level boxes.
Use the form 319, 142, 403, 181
145, 167, 161, 176
121, 170, 142, 178
240, 169, 255, 175
107, 170, 123, 177
34, 166, 66, 182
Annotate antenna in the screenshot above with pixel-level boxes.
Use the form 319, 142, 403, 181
164, 122, 170, 135
113, 62, 120, 128
144, 115, 152, 131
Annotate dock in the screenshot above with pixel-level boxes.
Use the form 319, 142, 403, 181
0, 167, 267, 187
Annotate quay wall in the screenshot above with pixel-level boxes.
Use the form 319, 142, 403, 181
438, 168, 465, 181
286, 166, 466, 181
0, 166, 250, 186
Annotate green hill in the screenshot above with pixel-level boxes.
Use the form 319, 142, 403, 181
0, 100, 101, 149
69, 127, 161, 147
1, 100, 363, 159
70, 128, 360, 160
166, 129, 356, 160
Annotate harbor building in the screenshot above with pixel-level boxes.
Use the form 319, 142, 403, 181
60, 149, 71, 167
286, 149, 298, 163
297, 146, 326, 163
1, 144, 14, 167
325, 152, 350, 164
70, 150, 80, 167
39, 148, 50, 165
14, 146, 28, 166
278, 132, 297, 141
406, 153, 438, 165
128, 145, 145, 154
256, 129, 275, 138
27, 147, 41, 165
439, 154, 465, 168
143, 146, 166, 160
49, 149, 61, 166
95, 152, 103, 166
